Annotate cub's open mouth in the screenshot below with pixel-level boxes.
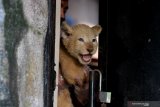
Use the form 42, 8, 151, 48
80, 54, 92, 62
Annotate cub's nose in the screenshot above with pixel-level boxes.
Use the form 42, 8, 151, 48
86, 43, 94, 53
87, 48, 93, 53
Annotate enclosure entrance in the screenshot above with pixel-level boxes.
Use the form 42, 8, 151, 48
43, 0, 109, 107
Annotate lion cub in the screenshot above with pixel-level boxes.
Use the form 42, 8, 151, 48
58, 22, 102, 107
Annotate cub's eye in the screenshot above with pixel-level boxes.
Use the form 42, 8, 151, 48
78, 38, 84, 42
65, 32, 71, 36
92, 38, 96, 42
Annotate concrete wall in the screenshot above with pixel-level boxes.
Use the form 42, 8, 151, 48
0, 0, 48, 107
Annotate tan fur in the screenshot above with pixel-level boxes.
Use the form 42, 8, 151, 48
58, 22, 102, 107
58, 88, 73, 107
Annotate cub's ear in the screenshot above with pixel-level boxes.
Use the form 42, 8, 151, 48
61, 21, 73, 36
92, 25, 102, 36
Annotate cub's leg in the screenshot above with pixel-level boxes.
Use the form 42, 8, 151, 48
58, 88, 73, 107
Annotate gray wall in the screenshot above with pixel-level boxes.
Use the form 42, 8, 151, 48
0, 0, 48, 107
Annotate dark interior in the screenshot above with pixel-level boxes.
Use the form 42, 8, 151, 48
99, 0, 160, 107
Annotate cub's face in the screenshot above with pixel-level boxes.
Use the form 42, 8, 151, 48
61, 22, 102, 65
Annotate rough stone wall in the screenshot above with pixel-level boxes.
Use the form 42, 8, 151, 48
0, 0, 48, 107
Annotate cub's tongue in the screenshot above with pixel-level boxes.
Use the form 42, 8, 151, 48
82, 54, 91, 62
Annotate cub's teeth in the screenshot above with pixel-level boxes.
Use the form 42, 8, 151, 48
82, 55, 91, 62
